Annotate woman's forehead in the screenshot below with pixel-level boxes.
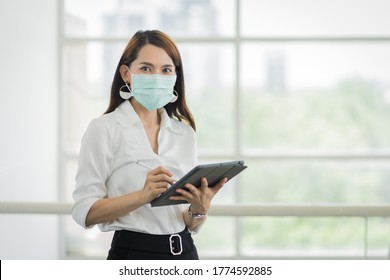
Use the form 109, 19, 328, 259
135, 44, 174, 66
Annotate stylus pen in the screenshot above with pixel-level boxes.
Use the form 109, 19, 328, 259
136, 160, 178, 183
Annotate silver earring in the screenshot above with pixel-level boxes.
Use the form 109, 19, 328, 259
119, 84, 132, 100
170, 90, 178, 103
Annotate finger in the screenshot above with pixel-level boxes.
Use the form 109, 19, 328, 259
150, 173, 175, 185
151, 181, 171, 189
210, 177, 227, 193
200, 177, 208, 191
169, 194, 188, 201
184, 184, 204, 202
175, 187, 194, 201
149, 166, 173, 177
185, 183, 200, 195
151, 188, 167, 199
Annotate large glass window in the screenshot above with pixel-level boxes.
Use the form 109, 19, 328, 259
241, 0, 390, 37
179, 43, 236, 155
241, 43, 390, 151
64, 0, 235, 38
61, 0, 390, 259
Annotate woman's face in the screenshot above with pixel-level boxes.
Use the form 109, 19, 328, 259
129, 44, 176, 77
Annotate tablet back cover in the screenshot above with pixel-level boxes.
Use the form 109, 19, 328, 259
150, 161, 247, 207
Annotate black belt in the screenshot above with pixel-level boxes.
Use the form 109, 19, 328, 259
111, 228, 194, 256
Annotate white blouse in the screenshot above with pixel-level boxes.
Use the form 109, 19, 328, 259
72, 101, 198, 234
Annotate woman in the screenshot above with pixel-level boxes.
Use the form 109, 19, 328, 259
72, 30, 227, 260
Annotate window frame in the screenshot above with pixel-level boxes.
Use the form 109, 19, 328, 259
59, 0, 390, 259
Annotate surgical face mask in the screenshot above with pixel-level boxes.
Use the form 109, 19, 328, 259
129, 72, 177, 111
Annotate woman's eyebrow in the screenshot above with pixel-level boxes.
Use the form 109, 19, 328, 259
138, 61, 154, 67
139, 61, 174, 68
162, 64, 175, 68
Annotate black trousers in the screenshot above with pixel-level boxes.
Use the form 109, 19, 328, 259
107, 228, 199, 260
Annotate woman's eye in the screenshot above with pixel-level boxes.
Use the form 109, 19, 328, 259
140, 66, 151, 71
163, 68, 173, 73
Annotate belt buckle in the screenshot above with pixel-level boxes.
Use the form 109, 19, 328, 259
169, 234, 183, 255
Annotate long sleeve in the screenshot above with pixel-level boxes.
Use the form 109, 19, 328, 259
72, 118, 113, 228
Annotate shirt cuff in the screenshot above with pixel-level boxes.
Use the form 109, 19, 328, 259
72, 196, 101, 229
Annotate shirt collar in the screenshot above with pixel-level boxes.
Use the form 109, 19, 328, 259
114, 101, 187, 134
114, 101, 141, 127
158, 108, 187, 134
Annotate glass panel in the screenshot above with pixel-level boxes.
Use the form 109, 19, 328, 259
193, 217, 236, 257
240, 43, 390, 151
65, 0, 235, 38
63, 42, 124, 154
64, 159, 78, 202
240, 160, 390, 204
367, 217, 390, 259
241, 0, 390, 37
241, 217, 365, 258
179, 43, 236, 155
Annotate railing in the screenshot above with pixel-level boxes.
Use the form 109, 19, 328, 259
1, 202, 390, 259
1, 202, 390, 217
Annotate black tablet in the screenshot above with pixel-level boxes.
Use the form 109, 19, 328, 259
150, 160, 247, 207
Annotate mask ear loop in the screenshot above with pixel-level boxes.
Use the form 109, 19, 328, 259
119, 83, 132, 100
170, 90, 178, 103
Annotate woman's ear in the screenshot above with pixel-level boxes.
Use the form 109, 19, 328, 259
119, 65, 131, 84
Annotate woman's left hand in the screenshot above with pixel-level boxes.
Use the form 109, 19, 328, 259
170, 177, 228, 214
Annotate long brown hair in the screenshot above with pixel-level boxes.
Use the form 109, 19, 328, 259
105, 30, 196, 131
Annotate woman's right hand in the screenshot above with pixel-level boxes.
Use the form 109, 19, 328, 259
85, 166, 174, 227
140, 166, 174, 204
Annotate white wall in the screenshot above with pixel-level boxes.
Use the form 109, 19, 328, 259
0, 0, 59, 259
